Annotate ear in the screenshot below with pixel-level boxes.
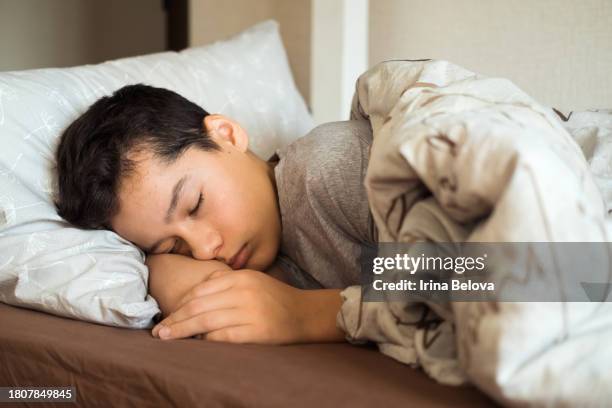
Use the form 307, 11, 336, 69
203, 114, 249, 153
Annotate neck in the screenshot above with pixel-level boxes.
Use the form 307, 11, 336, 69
266, 157, 278, 193
247, 150, 278, 193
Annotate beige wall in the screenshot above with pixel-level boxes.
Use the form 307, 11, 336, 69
369, 0, 612, 112
0, 0, 166, 72
189, 0, 612, 113
8, 0, 606, 112
189, 0, 311, 105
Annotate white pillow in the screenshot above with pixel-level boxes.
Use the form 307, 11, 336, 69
0, 20, 314, 328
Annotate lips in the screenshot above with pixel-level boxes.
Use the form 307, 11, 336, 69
229, 244, 249, 270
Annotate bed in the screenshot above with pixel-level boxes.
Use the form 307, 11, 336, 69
0, 303, 496, 407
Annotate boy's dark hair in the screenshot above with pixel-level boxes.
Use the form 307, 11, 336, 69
54, 84, 219, 230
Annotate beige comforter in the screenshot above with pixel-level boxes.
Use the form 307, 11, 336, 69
336, 60, 612, 406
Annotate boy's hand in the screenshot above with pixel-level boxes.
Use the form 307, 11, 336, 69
152, 269, 343, 344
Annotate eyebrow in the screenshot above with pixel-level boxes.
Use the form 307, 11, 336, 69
165, 175, 189, 223
145, 174, 189, 253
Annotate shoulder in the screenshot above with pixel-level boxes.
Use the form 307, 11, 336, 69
275, 120, 374, 242
281, 120, 372, 163
276, 120, 372, 190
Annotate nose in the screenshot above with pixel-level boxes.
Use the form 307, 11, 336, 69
182, 223, 223, 261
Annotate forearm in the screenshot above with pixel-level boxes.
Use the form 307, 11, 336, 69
298, 289, 346, 343
146, 254, 230, 317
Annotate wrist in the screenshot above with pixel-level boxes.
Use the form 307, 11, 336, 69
297, 289, 346, 343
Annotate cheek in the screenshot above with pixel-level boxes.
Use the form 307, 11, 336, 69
215, 196, 252, 224
204, 166, 263, 237
206, 184, 251, 232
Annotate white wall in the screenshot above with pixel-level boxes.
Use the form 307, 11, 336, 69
369, 0, 612, 112
310, 0, 368, 124
0, 0, 166, 72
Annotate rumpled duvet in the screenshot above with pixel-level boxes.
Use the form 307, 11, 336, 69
336, 60, 612, 407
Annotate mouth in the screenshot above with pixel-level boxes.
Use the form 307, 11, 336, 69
229, 243, 250, 270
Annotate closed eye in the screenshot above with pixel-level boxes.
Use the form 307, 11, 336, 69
189, 192, 204, 216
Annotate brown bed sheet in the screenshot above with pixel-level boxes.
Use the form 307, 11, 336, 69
0, 303, 497, 407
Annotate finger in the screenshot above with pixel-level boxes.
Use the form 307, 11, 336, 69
153, 289, 243, 336
158, 309, 248, 340
206, 269, 232, 280
152, 279, 236, 338
178, 270, 236, 307
205, 325, 252, 343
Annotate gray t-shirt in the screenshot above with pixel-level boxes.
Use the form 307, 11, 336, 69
271, 120, 378, 289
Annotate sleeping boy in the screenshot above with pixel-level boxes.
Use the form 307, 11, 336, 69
54, 84, 376, 344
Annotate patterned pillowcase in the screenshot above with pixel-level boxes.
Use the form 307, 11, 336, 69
0, 20, 314, 328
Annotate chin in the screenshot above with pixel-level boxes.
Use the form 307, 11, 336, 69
250, 250, 276, 272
